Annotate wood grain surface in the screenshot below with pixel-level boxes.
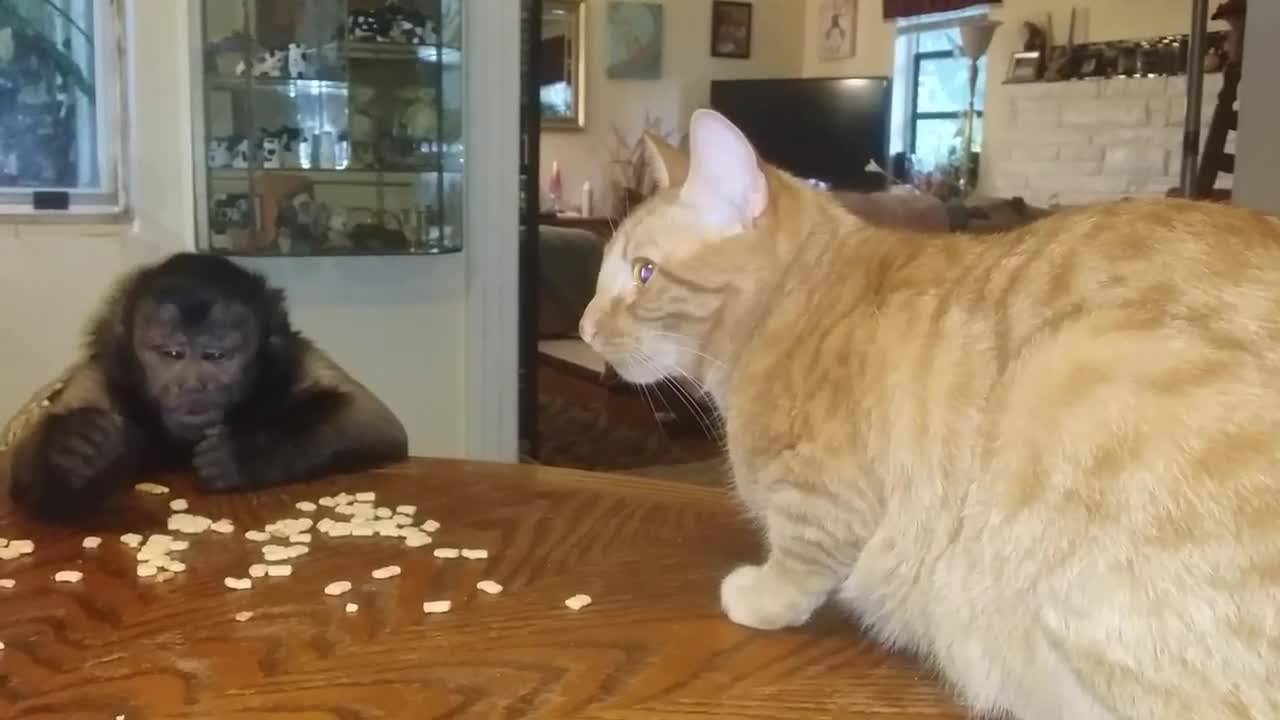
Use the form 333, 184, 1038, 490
0, 459, 965, 719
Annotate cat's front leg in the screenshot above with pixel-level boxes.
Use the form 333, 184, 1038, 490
720, 508, 854, 630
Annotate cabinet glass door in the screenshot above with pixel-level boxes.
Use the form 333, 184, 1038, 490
193, 0, 463, 255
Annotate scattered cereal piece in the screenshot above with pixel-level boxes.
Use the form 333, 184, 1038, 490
249, 564, 268, 578
422, 519, 441, 532
392, 514, 414, 527
476, 580, 503, 595
136, 563, 158, 578
267, 564, 293, 577
328, 523, 352, 538
168, 513, 213, 535
295, 501, 318, 513
210, 519, 235, 534
169, 540, 190, 552
345, 602, 359, 613
404, 534, 432, 548
317, 518, 335, 532
371, 565, 402, 580
224, 577, 252, 590
375, 507, 393, 519
168, 498, 189, 512
157, 571, 175, 582
461, 548, 489, 560
9, 539, 34, 555
433, 547, 460, 559
0, 549, 17, 561
81, 536, 102, 550
134, 482, 169, 495
355, 491, 376, 502
395, 504, 417, 516
565, 594, 593, 610
324, 580, 352, 596
244, 530, 270, 542
120, 533, 143, 547
164, 560, 187, 573
318, 496, 338, 508
351, 525, 374, 537
235, 611, 254, 622
288, 533, 312, 544
0, 538, 6, 547
54, 570, 84, 584
422, 600, 452, 614
0, 579, 15, 589
0, 641, 5, 650
287, 545, 309, 558
334, 492, 355, 505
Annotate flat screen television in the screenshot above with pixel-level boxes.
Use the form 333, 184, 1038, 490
708, 77, 892, 192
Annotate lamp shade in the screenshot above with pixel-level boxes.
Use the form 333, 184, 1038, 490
959, 19, 1001, 60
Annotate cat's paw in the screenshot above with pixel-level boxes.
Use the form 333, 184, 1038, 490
719, 564, 821, 630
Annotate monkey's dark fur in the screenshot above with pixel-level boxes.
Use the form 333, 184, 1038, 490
3, 253, 408, 519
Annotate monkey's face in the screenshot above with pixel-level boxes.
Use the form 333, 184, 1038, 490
131, 297, 261, 440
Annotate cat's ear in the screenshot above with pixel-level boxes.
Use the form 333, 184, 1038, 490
680, 109, 768, 233
642, 132, 688, 189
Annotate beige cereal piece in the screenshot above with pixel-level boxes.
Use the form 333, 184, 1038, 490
317, 518, 335, 532
461, 549, 489, 560
224, 577, 252, 590
0, 538, 6, 547
354, 491, 376, 502
351, 525, 374, 537
144, 533, 173, 546
334, 492, 355, 505
564, 594, 593, 610
0, 548, 18, 561
377, 526, 401, 538
395, 504, 417, 516
0, 578, 15, 589
392, 514, 414, 527
421, 519, 441, 532
134, 482, 169, 495
81, 536, 102, 550
210, 519, 235, 534
157, 571, 176, 582
249, 564, 268, 578
0, 640, 5, 650
433, 547, 460, 559
371, 565, 401, 580
287, 545, 309, 558
136, 563, 159, 578
328, 523, 352, 538
324, 580, 353, 596
244, 530, 271, 542
267, 564, 293, 577
404, 534, 432, 548
9, 539, 34, 555
169, 540, 190, 552
345, 602, 359, 613
164, 560, 187, 573
476, 580, 503, 595
375, 507, 393, 519
318, 496, 338, 508
288, 533, 312, 544
295, 501, 318, 513
234, 611, 254, 622
422, 600, 452, 614
168, 498, 189, 512
120, 533, 143, 547
136, 548, 164, 563
54, 570, 84, 583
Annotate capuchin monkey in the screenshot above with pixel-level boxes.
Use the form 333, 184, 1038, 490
1, 253, 409, 520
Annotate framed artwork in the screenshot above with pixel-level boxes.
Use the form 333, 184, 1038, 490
711, 1, 752, 59
816, 0, 856, 61
1006, 50, 1043, 83
607, 2, 664, 79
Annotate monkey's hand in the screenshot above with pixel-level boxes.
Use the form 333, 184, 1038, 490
10, 408, 137, 518
193, 425, 248, 492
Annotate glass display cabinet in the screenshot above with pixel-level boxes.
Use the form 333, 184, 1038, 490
191, 0, 463, 255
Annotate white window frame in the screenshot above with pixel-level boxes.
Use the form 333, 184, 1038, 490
889, 4, 991, 169
0, 0, 130, 219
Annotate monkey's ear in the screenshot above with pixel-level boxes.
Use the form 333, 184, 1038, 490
263, 288, 294, 349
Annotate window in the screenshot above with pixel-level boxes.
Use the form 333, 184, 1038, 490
0, 0, 125, 216
890, 6, 989, 174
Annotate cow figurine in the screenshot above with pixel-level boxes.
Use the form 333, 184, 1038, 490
230, 137, 250, 169
207, 139, 232, 168
251, 49, 286, 78
287, 42, 310, 79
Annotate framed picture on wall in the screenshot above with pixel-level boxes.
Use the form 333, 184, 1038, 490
817, 0, 856, 61
711, 1, 752, 59
607, 2, 664, 79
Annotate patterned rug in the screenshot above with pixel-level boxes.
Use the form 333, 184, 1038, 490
529, 393, 722, 475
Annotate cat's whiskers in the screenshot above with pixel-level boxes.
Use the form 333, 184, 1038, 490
634, 350, 724, 442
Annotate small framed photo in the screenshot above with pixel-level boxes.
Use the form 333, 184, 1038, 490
1006, 50, 1043, 83
711, 1, 752, 59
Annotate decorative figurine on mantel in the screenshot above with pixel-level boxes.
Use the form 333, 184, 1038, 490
347, 1, 437, 45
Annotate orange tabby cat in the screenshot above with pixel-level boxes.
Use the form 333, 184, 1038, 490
579, 109, 1280, 719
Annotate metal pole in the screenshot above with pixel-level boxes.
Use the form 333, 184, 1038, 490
1180, 0, 1210, 196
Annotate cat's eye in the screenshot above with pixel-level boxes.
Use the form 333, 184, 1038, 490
632, 258, 656, 286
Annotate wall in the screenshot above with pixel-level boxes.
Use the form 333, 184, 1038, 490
1233, 0, 1280, 217
983, 73, 1225, 206
802, 0, 896, 78
0, 0, 520, 461
539, 0, 805, 215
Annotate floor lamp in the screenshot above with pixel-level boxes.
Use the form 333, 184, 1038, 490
958, 19, 1000, 194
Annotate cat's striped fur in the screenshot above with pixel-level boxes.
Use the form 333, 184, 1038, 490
580, 109, 1280, 719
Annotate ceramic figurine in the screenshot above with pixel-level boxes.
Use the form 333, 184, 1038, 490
259, 136, 282, 169
349, 9, 385, 41
252, 49, 286, 78
399, 88, 439, 140
230, 137, 250, 169
287, 42, 310, 79
207, 139, 231, 168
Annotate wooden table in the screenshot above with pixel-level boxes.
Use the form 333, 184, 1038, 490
0, 459, 965, 719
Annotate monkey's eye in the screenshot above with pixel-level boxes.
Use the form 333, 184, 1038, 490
202, 350, 227, 362
159, 349, 186, 361
632, 258, 656, 286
